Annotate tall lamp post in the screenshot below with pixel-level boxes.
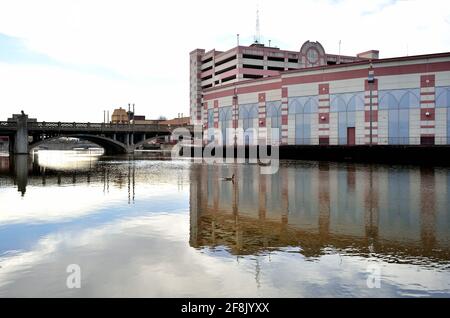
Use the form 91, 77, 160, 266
368, 64, 375, 146
132, 103, 135, 145
233, 87, 238, 147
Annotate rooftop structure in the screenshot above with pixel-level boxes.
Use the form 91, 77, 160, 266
190, 40, 379, 124
192, 44, 450, 147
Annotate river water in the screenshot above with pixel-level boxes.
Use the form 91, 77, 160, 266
0, 150, 449, 297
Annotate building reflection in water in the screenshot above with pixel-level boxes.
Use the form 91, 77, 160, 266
2, 153, 450, 266
189, 162, 450, 265
0, 155, 32, 196
0, 152, 137, 203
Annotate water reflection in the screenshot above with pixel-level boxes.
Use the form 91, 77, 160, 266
190, 162, 450, 266
0, 152, 449, 297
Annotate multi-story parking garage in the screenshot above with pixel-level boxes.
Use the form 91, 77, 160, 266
190, 41, 450, 146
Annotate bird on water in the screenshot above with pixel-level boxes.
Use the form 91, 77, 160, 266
222, 174, 235, 181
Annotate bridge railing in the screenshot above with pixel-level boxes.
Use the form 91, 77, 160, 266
0, 121, 18, 129
1, 120, 193, 134
25, 122, 191, 132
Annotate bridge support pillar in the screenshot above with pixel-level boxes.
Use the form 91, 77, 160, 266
12, 155, 28, 196
9, 136, 15, 154
113, 133, 116, 141
13, 114, 29, 154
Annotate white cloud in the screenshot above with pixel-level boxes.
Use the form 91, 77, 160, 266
0, 0, 449, 121
1, 213, 449, 297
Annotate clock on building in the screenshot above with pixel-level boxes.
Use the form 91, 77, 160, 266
307, 48, 319, 64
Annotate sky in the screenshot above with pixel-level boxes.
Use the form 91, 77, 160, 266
0, 0, 449, 122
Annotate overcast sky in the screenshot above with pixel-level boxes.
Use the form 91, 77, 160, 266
0, 0, 449, 122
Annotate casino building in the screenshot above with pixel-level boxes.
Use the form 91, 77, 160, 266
190, 41, 450, 146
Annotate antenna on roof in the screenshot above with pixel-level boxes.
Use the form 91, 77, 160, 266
237, 33, 240, 46
254, 5, 261, 44
338, 40, 342, 64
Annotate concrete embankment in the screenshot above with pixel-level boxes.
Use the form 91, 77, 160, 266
180, 145, 450, 166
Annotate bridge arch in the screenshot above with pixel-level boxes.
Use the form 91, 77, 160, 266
29, 134, 130, 154
132, 135, 171, 150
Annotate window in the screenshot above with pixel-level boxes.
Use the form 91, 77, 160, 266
268, 56, 285, 62
288, 96, 318, 145
243, 74, 264, 79
267, 101, 282, 144
243, 54, 264, 60
388, 108, 409, 144
215, 65, 236, 76
330, 93, 364, 144
243, 64, 264, 70
330, 92, 364, 112
268, 66, 284, 71
379, 89, 420, 110
221, 75, 236, 83
202, 57, 213, 64
379, 89, 420, 145
448, 108, 450, 145
219, 106, 232, 145
207, 108, 214, 127
239, 103, 258, 145
436, 87, 450, 108
436, 87, 450, 144
215, 55, 236, 67
207, 108, 215, 142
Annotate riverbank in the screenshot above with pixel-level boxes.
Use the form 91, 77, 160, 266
181, 145, 450, 166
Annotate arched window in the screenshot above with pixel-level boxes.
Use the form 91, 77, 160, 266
330, 92, 364, 144
379, 89, 420, 144
207, 108, 215, 141
239, 103, 258, 145
399, 90, 420, 109
288, 96, 318, 144
288, 98, 302, 114
436, 87, 450, 108
267, 101, 282, 144
219, 106, 232, 145
330, 95, 347, 113
436, 87, 450, 144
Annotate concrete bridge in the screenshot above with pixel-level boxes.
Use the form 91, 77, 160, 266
0, 113, 192, 155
